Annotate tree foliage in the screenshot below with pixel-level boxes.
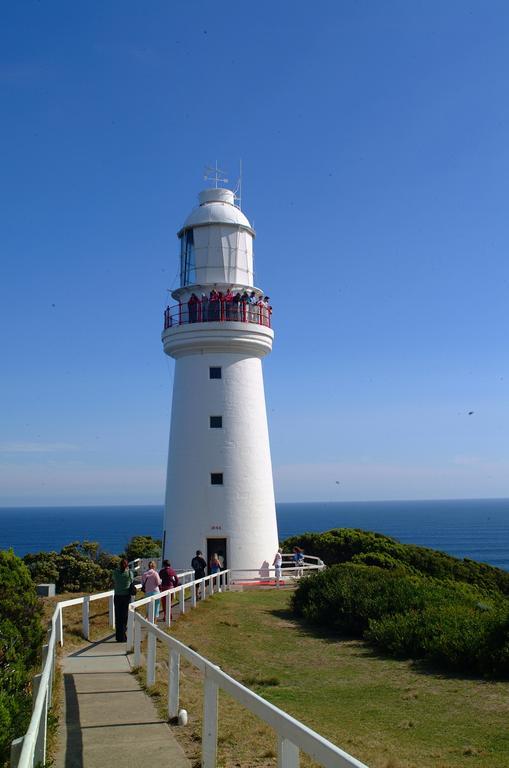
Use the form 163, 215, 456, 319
0, 550, 44, 763
124, 535, 162, 561
23, 541, 119, 594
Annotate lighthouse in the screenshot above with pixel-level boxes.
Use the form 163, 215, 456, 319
161, 186, 279, 575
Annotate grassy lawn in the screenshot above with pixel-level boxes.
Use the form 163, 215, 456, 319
136, 588, 509, 768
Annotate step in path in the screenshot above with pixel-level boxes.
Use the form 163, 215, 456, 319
54, 634, 191, 768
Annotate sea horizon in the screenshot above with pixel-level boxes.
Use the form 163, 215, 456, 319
1, 497, 508, 571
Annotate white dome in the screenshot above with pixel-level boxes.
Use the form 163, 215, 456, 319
179, 188, 254, 235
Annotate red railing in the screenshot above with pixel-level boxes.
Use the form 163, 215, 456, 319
163, 298, 272, 330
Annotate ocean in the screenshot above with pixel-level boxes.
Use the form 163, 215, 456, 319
1, 498, 508, 571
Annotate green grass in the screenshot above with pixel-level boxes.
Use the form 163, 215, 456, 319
142, 588, 509, 768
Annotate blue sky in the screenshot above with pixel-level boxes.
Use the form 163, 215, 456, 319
1, 1, 508, 506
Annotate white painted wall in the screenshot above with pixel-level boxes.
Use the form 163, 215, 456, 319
163, 348, 278, 572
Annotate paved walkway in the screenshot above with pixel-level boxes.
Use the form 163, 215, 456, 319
54, 635, 191, 768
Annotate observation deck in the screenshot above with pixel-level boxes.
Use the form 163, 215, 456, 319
161, 296, 274, 359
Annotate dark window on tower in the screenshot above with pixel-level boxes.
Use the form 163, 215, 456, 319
209, 367, 222, 379
210, 416, 223, 429
180, 229, 195, 287
211, 473, 223, 485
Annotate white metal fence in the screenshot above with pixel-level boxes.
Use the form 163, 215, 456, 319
131, 605, 369, 768
11, 559, 368, 768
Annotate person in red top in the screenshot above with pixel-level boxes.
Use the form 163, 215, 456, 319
159, 559, 179, 621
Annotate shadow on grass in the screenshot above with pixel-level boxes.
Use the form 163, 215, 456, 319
268, 607, 499, 684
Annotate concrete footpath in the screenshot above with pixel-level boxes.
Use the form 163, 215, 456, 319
54, 635, 191, 768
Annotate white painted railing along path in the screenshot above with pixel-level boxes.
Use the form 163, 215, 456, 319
132, 606, 369, 768
9, 566, 191, 768
12, 558, 367, 768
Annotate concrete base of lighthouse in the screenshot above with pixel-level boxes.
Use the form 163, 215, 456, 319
162, 322, 279, 575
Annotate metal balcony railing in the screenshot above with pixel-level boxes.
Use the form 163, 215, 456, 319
163, 297, 272, 330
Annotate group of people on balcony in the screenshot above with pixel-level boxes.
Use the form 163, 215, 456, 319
164, 289, 272, 328
188, 289, 272, 325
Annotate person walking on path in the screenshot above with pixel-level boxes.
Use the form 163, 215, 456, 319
112, 558, 134, 642
142, 560, 162, 621
209, 553, 221, 574
191, 550, 207, 598
159, 559, 179, 621
273, 549, 283, 585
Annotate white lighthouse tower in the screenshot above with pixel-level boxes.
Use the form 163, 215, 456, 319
161, 185, 279, 575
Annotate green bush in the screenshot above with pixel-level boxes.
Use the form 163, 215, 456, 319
291, 563, 509, 678
0, 550, 44, 764
24, 540, 117, 594
283, 528, 509, 596
124, 535, 162, 561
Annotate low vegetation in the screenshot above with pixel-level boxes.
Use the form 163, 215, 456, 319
0, 550, 44, 765
22, 534, 162, 593
283, 528, 509, 595
284, 529, 509, 678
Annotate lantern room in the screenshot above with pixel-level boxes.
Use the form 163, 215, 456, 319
177, 188, 255, 289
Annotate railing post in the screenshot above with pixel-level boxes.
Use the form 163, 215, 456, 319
146, 629, 156, 687
32, 673, 42, 710
56, 605, 63, 646
165, 592, 172, 627
168, 649, 180, 718
34, 686, 48, 766
42, 643, 49, 665
180, 586, 185, 615
202, 670, 218, 768
191, 583, 197, 608
10, 737, 24, 768
109, 593, 115, 629
148, 600, 155, 624
127, 607, 135, 649
82, 596, 90, 641
134, 617, 142, 667
278, 736, 299, 768
209, 577, 214, 597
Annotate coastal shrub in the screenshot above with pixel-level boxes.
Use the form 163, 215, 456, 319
291, 563, 509, 677
0, 550, 44, 763
124, 535, 162, 561
282, 528, 509, 596
24, 540, 117, 593
367, 601, 509, 677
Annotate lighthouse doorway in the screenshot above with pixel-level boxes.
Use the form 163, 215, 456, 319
207, 538, 227, 571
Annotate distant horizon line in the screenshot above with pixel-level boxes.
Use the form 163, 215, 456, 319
0, 496, 508, 510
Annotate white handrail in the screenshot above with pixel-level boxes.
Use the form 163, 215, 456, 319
132, 611, 369, 768
12, 559, 323, 767
11, 570, 226, 767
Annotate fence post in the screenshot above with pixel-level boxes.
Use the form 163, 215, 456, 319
180, 586, 185, 615
109, 593, 115, 629
82, 596, 90, 641
10, 737, 24, 768
134, 617, 142, 667
57, 605, 63, 646
191, 583, 196, 608
34, 686, 48, 766
127, 608, 134, 651
277, 736, 299, 768
168, 649, 180, 718
42, 643, 49, 665
146, 629, 156, 687
32, 672, 42, 710
209, 577, 214, 597
202, 670, 218, 768
165, 592, 172, 627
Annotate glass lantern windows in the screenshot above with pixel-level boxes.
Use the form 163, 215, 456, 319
180, 229, 195, 287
